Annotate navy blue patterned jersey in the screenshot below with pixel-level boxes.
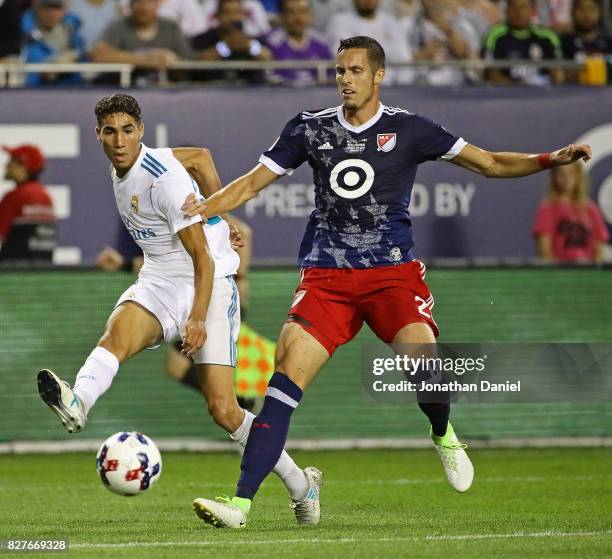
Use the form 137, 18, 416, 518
260, 103, 466, 268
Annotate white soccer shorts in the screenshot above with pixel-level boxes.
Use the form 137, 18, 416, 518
115, 273, 240, 366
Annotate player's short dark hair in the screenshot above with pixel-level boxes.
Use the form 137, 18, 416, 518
279, 0, 310, 13
95, 94, 142, 125
571, 0, 601, 13
216, 0, 241, 14
507, 0, 536, 6
337, 36, 385, 71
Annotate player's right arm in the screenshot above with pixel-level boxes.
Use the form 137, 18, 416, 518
183, 113, 307, 219
182, 164, 280, 219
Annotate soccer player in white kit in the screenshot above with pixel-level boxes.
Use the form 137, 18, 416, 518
36, 94, 320, 524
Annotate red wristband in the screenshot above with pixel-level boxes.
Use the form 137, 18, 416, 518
537, 152, 554, 169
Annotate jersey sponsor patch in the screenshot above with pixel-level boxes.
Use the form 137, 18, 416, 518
377, 133, 396, 152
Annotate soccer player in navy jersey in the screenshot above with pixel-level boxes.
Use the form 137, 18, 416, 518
183, 35, 592, 528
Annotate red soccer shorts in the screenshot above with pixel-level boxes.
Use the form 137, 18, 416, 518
287, 260, 439, 355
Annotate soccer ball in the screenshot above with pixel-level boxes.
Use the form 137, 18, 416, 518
95, 431, 162, 496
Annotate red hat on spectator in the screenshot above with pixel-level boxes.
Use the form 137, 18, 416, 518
2, 144, 45, 174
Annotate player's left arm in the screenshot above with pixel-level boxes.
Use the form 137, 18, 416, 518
172, 147, 245, 249
177, 222, 215, 357
172, 147, 221, 198
449, 143, 592, 178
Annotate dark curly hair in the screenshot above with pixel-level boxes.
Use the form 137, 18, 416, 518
94, 94, 142, 125
337, 36, 385, 71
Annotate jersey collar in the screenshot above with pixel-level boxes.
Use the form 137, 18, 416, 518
336, 102, 384, 134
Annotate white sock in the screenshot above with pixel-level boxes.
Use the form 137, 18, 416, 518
230, 409, 308, 500
73, 347, 119, 415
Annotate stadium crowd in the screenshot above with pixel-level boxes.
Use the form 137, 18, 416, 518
0, 0, 611, 85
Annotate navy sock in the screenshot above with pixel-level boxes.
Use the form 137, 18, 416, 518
412, 364, 450, 437
236, 372, 302, 500
418, 401, 450, 437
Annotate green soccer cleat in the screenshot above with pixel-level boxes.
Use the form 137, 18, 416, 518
193, 496, 249, 529
431, 423, 474, 492
290, 466, 323, 525
37, 369, 87, 434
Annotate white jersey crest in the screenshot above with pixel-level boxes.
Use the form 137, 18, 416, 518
111, 144, 239, 278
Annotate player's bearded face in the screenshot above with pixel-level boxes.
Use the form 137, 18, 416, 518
96, 113, 144, 174
336, 49, 379, 111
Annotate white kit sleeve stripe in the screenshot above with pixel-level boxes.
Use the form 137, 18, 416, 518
439, 138, 468, 161
259, 154, 294, 176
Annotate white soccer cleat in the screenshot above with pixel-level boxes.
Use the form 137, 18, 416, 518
37, 369, 87, 434
193, 496, 247, 529
432, 424, 474, 492
290, 466, 323, 525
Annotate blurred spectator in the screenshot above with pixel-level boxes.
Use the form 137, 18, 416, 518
0, 0, 23, 61
403, 0, 480, 85
96, 245, 144, 272
91, 0, 192, 83
0, 145, 57, 264
96, 221, 144, 273
327, 0, 414, 84
192, 0, 272, 82
265, 0, 332, 86
70, 0, 121, 51
311, 0, 395, 31
561, 0, 612, 59
120, 0, 208, 38
201, 0, 272, 37
456, 0, 502, 39
533, 162, 608, 263
482, 0, 564, 85
534, 0, 572, 34
396, 0, 420, 18
21, 0, 87, 86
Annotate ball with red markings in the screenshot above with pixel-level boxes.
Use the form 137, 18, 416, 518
95, 432, 162, 496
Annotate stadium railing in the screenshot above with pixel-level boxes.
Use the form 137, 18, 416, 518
0, 59, 586, 88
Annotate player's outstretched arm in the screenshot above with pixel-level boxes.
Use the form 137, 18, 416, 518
177, 222, 215, 357
172, 147, 222, 198
450, 143, 592, 178
182, 163, 280, 219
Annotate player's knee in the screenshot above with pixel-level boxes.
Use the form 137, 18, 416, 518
207, 399, 241, 431
97, 331, 131, 363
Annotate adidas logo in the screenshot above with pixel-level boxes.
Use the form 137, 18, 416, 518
318, 141, 333, 150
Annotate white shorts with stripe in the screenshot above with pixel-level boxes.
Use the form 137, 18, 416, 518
115, 273, 240, 366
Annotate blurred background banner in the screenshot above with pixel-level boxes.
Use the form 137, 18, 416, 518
1, 85, 612, 265
1, 268, 610, 445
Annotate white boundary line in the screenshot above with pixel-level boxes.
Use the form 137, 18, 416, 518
70, 530, 612, 549
0, 474, 603, 492
0, 437, 611, 454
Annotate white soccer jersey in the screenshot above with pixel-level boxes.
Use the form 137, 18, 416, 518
111, 144, 239, 278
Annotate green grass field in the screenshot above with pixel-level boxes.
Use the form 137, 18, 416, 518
1, 449, 610, 558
